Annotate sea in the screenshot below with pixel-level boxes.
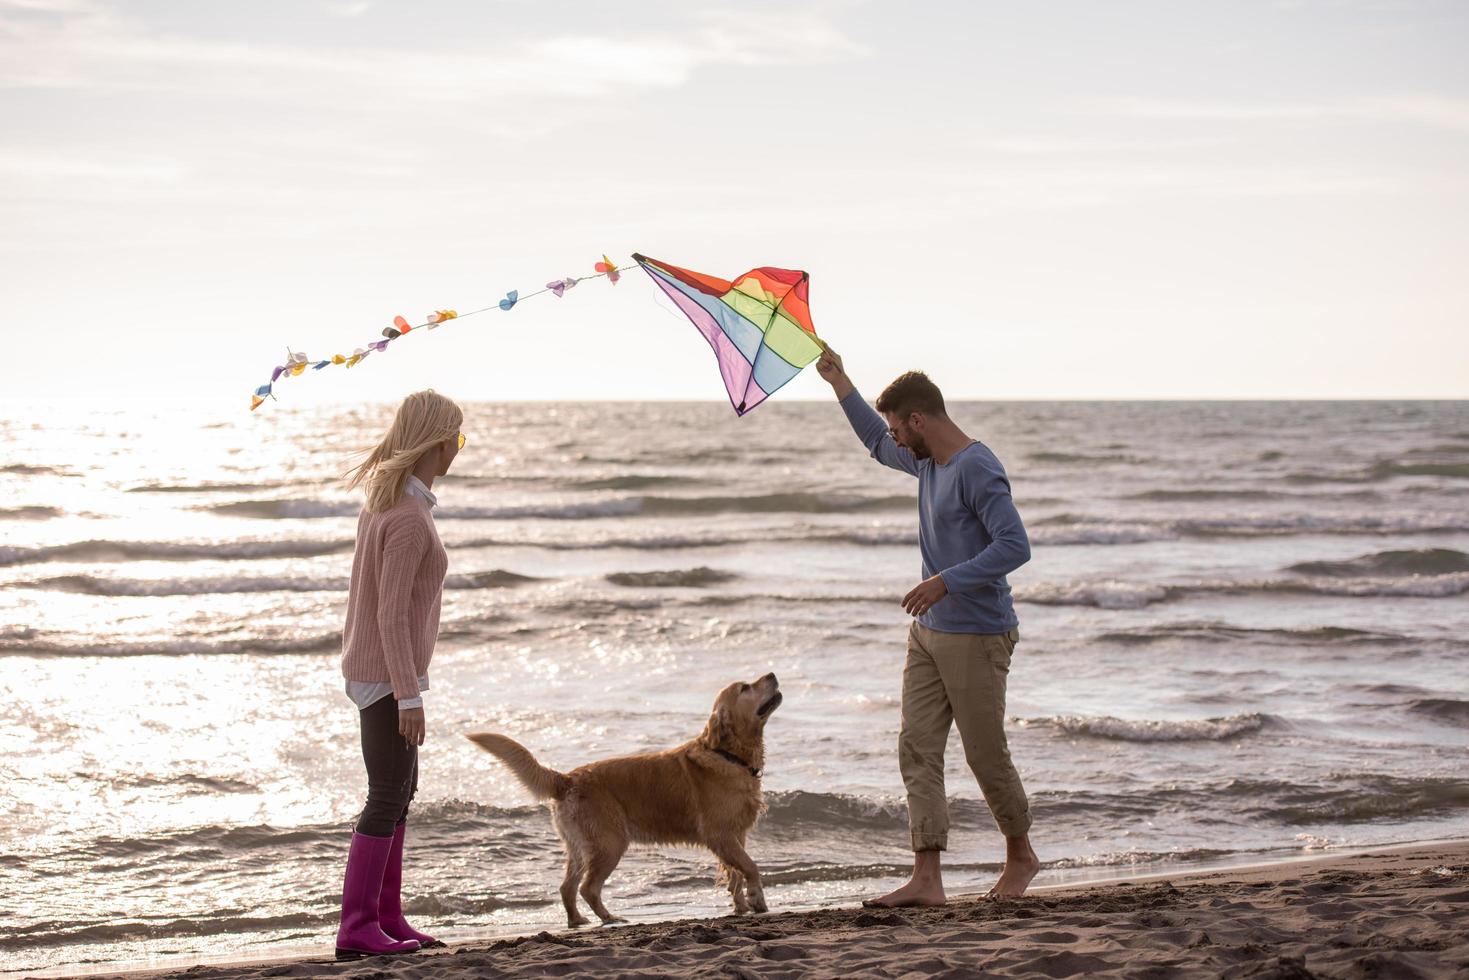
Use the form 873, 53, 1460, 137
2, 399, 1467, 975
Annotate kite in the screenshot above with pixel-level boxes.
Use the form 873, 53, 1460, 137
632, 253, 826, 416
248, 251, 829, 416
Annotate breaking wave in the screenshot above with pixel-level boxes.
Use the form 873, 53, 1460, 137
1016, 712, 1274, 742
1018, 573, 1469, 609
17, 569, 536, 596
1407, 698, 1469, 729
0, 630, 342, 657
605, 567, 739, 588
0, 538, 353, 566
1286, 548, 1469, 578
1096, 623, 1410, 647
205, 493, 914, 521
1253, 775, 1469, 824
1033, 512, 1469, 542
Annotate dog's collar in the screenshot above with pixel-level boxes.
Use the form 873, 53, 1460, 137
713, 747, 761, 778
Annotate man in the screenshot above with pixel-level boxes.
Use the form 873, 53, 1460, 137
816, 349, 1040, 905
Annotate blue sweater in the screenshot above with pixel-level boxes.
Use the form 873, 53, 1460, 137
840, 390, 1029, 634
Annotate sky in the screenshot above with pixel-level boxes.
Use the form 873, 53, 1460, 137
2, 0, 1466, 406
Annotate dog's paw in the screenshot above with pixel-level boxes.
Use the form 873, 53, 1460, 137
598, 915, 629, 925
567, 915, 591, 928
750, 896, 769, 914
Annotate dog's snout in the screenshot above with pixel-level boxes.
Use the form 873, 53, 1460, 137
762, 672, 778, 687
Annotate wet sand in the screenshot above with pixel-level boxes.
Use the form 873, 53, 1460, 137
66, 840, 1469, 979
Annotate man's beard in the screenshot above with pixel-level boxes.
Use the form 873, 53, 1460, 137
908, 438, 931, 460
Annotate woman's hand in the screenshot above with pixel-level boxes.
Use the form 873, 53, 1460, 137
398, 706, 426, 747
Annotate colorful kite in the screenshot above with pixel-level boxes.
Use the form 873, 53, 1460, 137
632, 254, 826, 416
248, 252, 827, 415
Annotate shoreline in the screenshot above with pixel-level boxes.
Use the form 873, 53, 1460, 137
37, 837, 1469, 979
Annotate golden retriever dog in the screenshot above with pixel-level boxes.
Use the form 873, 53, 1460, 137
467, 672, 782, 927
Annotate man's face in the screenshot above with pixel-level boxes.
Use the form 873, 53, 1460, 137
883, 411, 930, 460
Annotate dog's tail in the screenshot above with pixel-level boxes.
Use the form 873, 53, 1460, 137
465, 732, 571, 801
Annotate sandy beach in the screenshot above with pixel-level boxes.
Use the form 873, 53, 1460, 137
58, 840, 1467, 979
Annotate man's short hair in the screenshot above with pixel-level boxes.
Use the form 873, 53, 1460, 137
875, 371, 946, 418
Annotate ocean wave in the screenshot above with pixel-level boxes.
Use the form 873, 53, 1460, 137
205, 492, 914, 522
1286, 548, 1469, 578
1018, 573, 1469, 608
1045, 847, 1238, 869
27, 573, 353, 596
0, 631, 341, 657
1032, 512, 1469, 541
1019, 581, 1175, 609
0, 463, 76, 476
1016, 712, 1273, 742
204, 499, 360, 519
1253, 775, 1469, 824
0, 505, 62, 520
1370, 461, 1469, 480
1287, 460, 1469, 484
17, 568, 536, 596
606, 567, 738, 588
761, 790, 910, 832
1097, 623, 1410, 647
40, 566, 1442, 608
564, 475, 707, 491
125, 481, 296, 494
1407, 698, 1469, 729
1029, 451, 1142, 465
1122, 489, 1278, 502
0, 537, 352, 566
3, 912, 341, 950
1030, 523, 1165, 545
640, 493, 914, 515
114, 773, 259, 794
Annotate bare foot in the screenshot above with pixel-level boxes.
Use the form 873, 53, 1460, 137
986, 853, 1040, 900
863, 878, 946, 909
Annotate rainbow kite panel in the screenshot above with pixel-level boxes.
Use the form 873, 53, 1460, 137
633, 253, 824, 415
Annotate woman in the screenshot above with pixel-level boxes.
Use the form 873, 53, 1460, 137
335, 390, 463, 959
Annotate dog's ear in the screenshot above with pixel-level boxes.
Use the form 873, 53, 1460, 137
701, 705, 732, 749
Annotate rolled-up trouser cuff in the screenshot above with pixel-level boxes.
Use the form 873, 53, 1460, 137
996, 810, 1033, 839
911, 831, 947, 852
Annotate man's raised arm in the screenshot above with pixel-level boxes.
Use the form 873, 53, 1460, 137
816, 347, 921, 477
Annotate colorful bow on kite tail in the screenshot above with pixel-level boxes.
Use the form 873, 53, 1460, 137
631, 254, 828, 416
248, 256, 624, 411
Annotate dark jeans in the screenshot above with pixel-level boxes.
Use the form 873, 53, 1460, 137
355, 693, 418, 837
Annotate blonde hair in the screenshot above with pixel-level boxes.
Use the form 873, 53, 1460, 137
345, 390, 464, 512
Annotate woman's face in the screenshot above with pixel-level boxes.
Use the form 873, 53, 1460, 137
436, 428, 465, 476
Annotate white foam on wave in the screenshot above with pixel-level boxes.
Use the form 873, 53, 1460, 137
1018, 572, 1469, 608
1018, 712, 1272, 742
1019, 580, 1175, 609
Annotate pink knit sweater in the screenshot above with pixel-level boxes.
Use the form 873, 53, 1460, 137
340, 494, 448, 701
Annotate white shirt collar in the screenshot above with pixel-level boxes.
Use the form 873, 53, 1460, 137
405, 474, 438, 508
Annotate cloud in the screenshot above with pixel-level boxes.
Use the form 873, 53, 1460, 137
0, 2, 863, 101
979, 135, 1233, 155
1109, 95, 1469, 131
0, 149, 186, 181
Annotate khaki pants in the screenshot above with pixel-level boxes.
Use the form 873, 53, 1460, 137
899, 621, 1031, 850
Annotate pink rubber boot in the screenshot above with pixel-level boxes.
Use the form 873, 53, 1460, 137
379, 821, 445, 948
335, 831, 421, 960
